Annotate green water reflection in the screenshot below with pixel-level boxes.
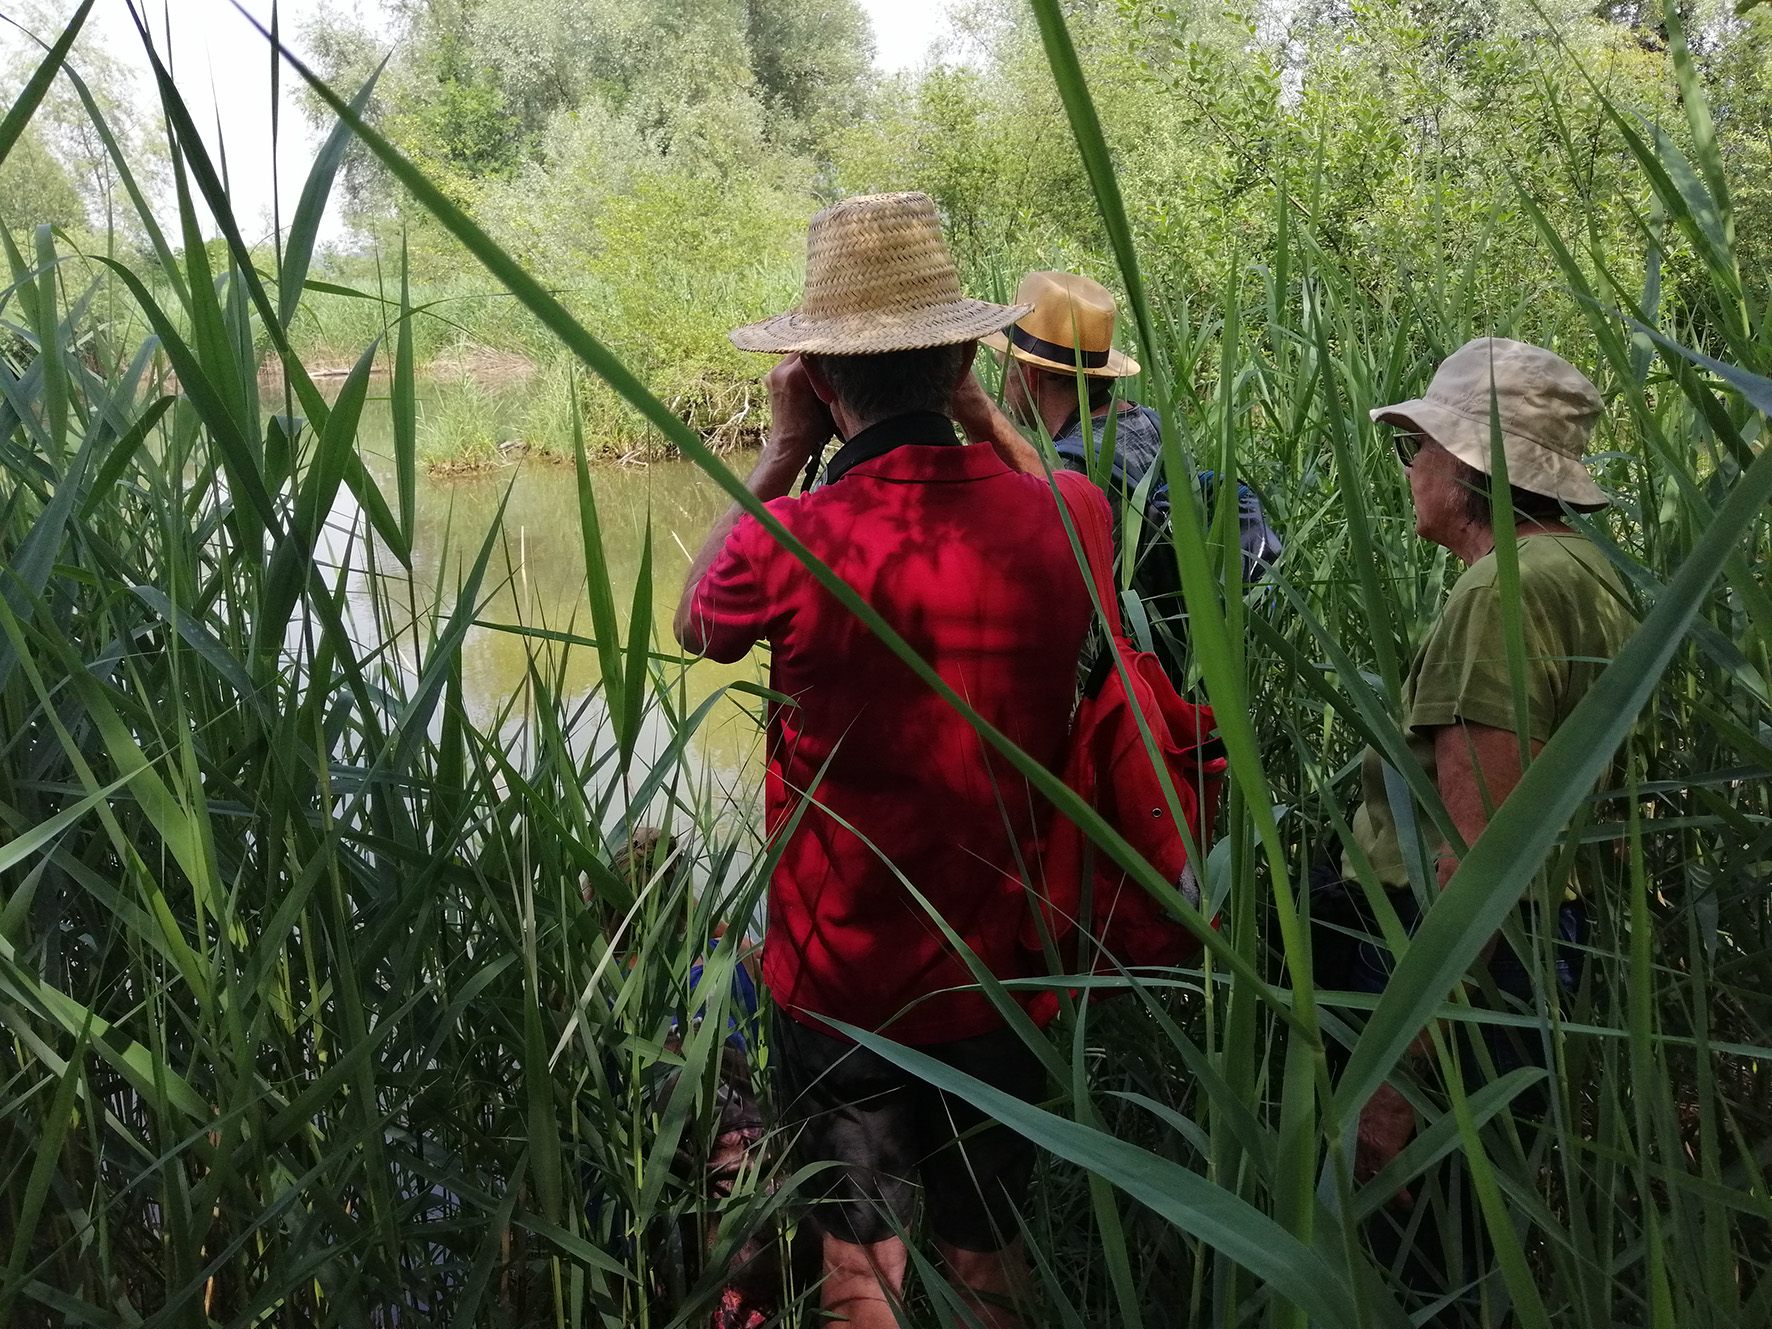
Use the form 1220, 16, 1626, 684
317, 377, 768, 813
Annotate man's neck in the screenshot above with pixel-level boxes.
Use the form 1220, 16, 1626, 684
832, 402, 874, 441
835, 406, 956, 440
1036, 391, 1070, 440
1039, 390, 1112, 440
1456, 516, 1576, 565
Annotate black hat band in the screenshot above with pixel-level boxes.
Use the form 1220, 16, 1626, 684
1010, 323, 1110, 369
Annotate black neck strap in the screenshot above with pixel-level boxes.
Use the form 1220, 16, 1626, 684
810, 411, 961, 489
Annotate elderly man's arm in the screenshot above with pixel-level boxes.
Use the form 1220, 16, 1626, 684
675, 356, 831, 655
952, 370, 1045, 476
1433, 719, 1549, 973
1431, 721, 1545, 886
1357, 718, 1547, 1199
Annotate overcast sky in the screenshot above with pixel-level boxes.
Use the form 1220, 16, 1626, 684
864, 0, 958, 70
8, 0, 961, 246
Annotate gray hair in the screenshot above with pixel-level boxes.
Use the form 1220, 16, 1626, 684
1449, 455, 1564, 526
803, 343, 969, 422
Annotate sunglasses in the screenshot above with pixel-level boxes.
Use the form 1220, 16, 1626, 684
1392, 431, 1429, 467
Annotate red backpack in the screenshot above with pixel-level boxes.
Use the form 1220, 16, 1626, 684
1024, 473, 1228, 998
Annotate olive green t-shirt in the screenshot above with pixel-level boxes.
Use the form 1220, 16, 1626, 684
1346, 533, 1635, 890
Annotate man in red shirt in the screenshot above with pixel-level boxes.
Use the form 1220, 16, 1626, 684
675, 192, 1102, 1328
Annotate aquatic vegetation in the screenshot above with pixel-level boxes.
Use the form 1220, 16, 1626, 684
0, 2, 1767, 1326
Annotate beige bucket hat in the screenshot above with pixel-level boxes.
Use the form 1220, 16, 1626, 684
982, 271, 1140, 377
1371, 337, 1610, 510
730, 192, 1030, 355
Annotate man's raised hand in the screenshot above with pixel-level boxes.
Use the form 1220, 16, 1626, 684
953, 367, 1044, 476
765, 353, 836, 470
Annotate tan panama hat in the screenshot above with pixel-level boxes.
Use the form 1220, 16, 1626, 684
729, 192, 1029, 354
1371, 337, 1611, 510
981, 271, 1140, 378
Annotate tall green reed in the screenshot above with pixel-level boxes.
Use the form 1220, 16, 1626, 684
0, 12, 785, 1329
2, 0, 1769, 1326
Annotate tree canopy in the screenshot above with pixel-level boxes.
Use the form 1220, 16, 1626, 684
0, 0, 167, 242
0, 123, 86, 235
282, 0, 1770, 447
303, 0, 874, 222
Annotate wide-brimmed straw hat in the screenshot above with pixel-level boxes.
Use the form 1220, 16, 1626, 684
729, 192, 1029, 354
981, 271, 1140, 378
1371, 337, 1610, 510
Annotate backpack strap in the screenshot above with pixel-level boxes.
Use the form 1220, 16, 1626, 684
1055, 471, 1124, 641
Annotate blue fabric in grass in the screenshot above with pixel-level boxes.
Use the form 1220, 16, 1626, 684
584, 935, 762, 1252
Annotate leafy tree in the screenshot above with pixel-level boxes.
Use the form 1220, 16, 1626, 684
283, 0, 1769, 454
1702, 7, 1772, 299
303, 0, 873, 183
1, 0, 167, 243
745, 0, 875, 149
0, 123, 87, 235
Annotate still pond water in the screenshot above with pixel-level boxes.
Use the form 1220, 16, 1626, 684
305, 375, 770, 816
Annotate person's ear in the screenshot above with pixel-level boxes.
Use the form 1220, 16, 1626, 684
799, 355, 837, 407
956, 341, 978, 382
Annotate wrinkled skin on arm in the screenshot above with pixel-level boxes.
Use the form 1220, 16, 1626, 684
952, 366, 1045, 476
1432, 720, 1546, 906
674, 354, 832, 654
1356, 719, 1547, 1200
